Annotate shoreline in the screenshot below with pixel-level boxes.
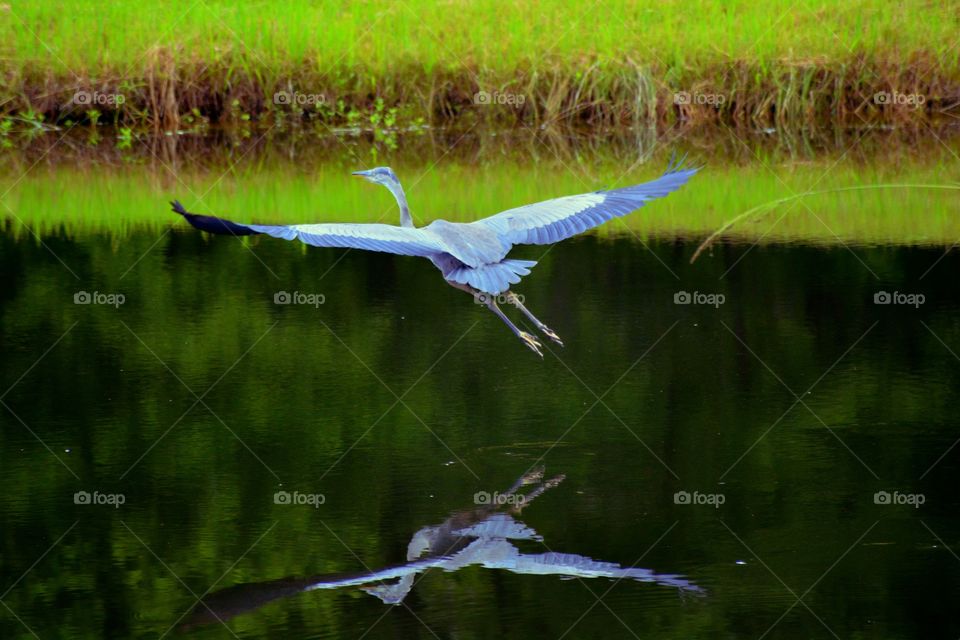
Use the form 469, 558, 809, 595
6, 58, 959, 130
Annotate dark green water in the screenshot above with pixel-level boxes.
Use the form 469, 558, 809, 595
2, 225, 960, 638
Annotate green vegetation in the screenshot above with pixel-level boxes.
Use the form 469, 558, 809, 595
4, 130, 959, 247
3, 1, 959, 128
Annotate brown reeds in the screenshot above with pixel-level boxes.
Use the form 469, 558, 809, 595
3, 53, 957, 131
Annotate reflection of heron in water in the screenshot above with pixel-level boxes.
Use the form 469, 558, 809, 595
180, 468, 703, 630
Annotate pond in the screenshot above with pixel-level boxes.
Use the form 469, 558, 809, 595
1, 126, 959, 639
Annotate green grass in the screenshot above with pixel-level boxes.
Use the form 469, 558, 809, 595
7, 1, 957, 72
2, 1, 958, 127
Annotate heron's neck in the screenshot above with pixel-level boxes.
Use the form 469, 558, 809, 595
385, 182, 414, 228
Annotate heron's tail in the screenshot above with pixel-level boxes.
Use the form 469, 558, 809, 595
448, 259, 538, 295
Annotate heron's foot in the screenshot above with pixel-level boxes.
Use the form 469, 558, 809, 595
543, 473, 566, 490
538, 324, 564, 347
519, 331, 544, 358
519, 466, 545, 485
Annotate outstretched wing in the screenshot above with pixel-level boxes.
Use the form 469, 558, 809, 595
472, 157, 700, 245
171, 201, 445, 258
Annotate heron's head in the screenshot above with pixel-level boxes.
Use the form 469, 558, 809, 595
352, 166, 413, 227
351, 166, 401, 188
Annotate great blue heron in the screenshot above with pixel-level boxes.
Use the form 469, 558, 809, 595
171, 157, 698, 356
179, 467, 702, 629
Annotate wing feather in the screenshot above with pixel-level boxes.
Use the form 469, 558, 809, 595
171, 201, 446, 258
473, 160, 699, 245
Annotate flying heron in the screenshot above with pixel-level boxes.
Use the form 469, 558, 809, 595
171, 157, 698, 356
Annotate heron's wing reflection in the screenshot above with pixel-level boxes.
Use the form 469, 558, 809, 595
487, 550, 704, 593
179, 470, 703, 630
361, 513, 703, 604
179, 557, 450, 628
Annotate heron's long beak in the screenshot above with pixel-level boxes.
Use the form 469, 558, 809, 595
352, 170, 372, 179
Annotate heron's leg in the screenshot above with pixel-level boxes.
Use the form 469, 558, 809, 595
510, 473, 566, 514
504, 291, 563, 347
501, 466, 545, 497
445, 281, 543, 357
485, 298, 544, 358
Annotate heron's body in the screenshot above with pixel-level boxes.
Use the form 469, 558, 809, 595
172, 158, 699, 355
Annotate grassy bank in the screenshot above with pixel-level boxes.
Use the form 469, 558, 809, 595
3, 1, 959, 129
